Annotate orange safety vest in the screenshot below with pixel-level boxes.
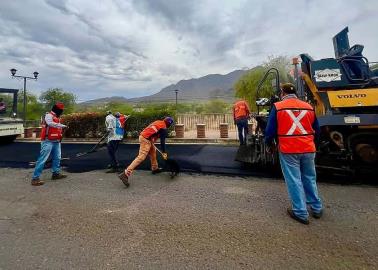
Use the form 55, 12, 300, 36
40, 112, 63, 141
140, 120, 167, 141
275, 98, 316, 154
233, 100, 250, 120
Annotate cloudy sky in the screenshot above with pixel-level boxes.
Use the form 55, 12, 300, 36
0, 0, 377, 101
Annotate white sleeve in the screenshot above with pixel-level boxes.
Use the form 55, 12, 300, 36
45, 114, 65, 128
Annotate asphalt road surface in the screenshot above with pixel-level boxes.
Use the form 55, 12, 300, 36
0, 169, 377, 269
0, 141, 376, 184
0, 142, 266, 176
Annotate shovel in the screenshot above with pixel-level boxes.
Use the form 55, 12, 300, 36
153, 144, 180, 178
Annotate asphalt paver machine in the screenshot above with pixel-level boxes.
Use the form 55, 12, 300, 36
236, 27, 378, 175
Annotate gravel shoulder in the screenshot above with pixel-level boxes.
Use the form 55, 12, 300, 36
0, 168, 377, 270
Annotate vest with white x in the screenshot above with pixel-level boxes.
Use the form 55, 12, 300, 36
274, 97, 316, 154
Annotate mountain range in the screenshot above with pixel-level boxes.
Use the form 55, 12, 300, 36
82, 69, 248, 105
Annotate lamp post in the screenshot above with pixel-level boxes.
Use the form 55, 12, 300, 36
10, 69, 39, 126
174, 89, 179, 109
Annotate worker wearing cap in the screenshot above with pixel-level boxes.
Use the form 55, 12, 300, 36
265, 83, 323, 224
233, 99, 250, 145
31, 102, 67, 186
118, 116, 174, 187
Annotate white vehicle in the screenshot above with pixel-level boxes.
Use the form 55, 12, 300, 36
0, 88, 23, 143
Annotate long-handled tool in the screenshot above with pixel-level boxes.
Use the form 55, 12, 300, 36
29, 133, 109, 167
153, 144, 180, 178
74, 133, 108, 157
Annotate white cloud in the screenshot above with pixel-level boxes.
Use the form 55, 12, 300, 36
0, 0, 377, 101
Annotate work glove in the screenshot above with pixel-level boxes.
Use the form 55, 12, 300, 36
162, 152, 168, 160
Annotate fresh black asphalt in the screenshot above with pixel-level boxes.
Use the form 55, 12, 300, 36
0, 141, 268, 176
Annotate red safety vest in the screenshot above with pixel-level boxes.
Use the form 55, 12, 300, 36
233, 100, 250, 120
119, 114, 126, 128
275, 98, 316, 154
40, 112, 63, 141
140, 120, 167, 141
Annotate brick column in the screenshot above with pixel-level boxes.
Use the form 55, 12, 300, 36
219, 123, 228, 138
34, 127, 42, 138
196, 124, 206, 138
175, 124, 184, 138
24, 128, 34, 138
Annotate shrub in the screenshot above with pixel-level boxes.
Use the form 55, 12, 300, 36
62, 109, 176, 138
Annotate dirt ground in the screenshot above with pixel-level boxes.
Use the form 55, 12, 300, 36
0, 168, 377, 270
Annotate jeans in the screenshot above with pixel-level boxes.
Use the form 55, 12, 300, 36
32, 140, 61, 180
236, 118, 249, 145
279, 152, 323, 220
107, 140, 121, 167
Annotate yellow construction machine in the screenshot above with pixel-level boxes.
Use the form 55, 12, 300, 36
236, 27, 378, 176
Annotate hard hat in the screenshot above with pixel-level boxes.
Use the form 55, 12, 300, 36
115, 112, 121, 117
164, 116, 174, 127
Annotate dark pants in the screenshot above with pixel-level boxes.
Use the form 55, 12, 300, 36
236, 118, 249, 145
107, 140, 121, 167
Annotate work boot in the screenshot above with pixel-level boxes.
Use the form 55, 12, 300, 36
51, 173, 67, 180
106, 167, 118, 173
31, 178, 44, 186
118, 171, 130, 187
287, 208, 309, 225
152, 168, 163, 175
311, 209, 323, 219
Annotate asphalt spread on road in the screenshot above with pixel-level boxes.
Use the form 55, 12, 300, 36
0, 142, 270, 176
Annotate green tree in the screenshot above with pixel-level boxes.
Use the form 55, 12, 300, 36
17, 90, 45, 120
203, 99, 230, 113
234, 55, 294, 111
39, 88, 76, 114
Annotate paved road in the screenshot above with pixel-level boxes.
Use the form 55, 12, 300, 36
1, 142, 376, 184
0, 169, 377, 269
0, 142, 267, 176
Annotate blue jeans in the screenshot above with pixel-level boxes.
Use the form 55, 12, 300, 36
32, 140, 61, 180
279, 152, 323, 220
236, 118, 248, 145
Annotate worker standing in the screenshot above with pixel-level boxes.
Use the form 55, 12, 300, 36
105, 111, 127, 173
265, 83, 323, 225
118, 117, 174, 187
31, 102, 67, 186
233, 99, 250, 145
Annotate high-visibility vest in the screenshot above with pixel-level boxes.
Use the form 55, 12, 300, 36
40, 112, 63, 141
233, 100, 250, 120
119, 114, 126, 128
140, 120, 167, 140
275, 98, 316, 154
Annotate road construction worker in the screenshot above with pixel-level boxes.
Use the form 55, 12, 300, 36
233, 99, 250, 145
31, 102, 67, 186
265, 83, 323, 225
118, 116, 174, 187
105, 111, 128, 173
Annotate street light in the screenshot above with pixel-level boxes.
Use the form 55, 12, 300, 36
174, 89, 179, 109
10, 68, 39, 126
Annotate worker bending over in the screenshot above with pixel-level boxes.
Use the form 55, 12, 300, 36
118, 117, 174, 187
265, 83, 323, 225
